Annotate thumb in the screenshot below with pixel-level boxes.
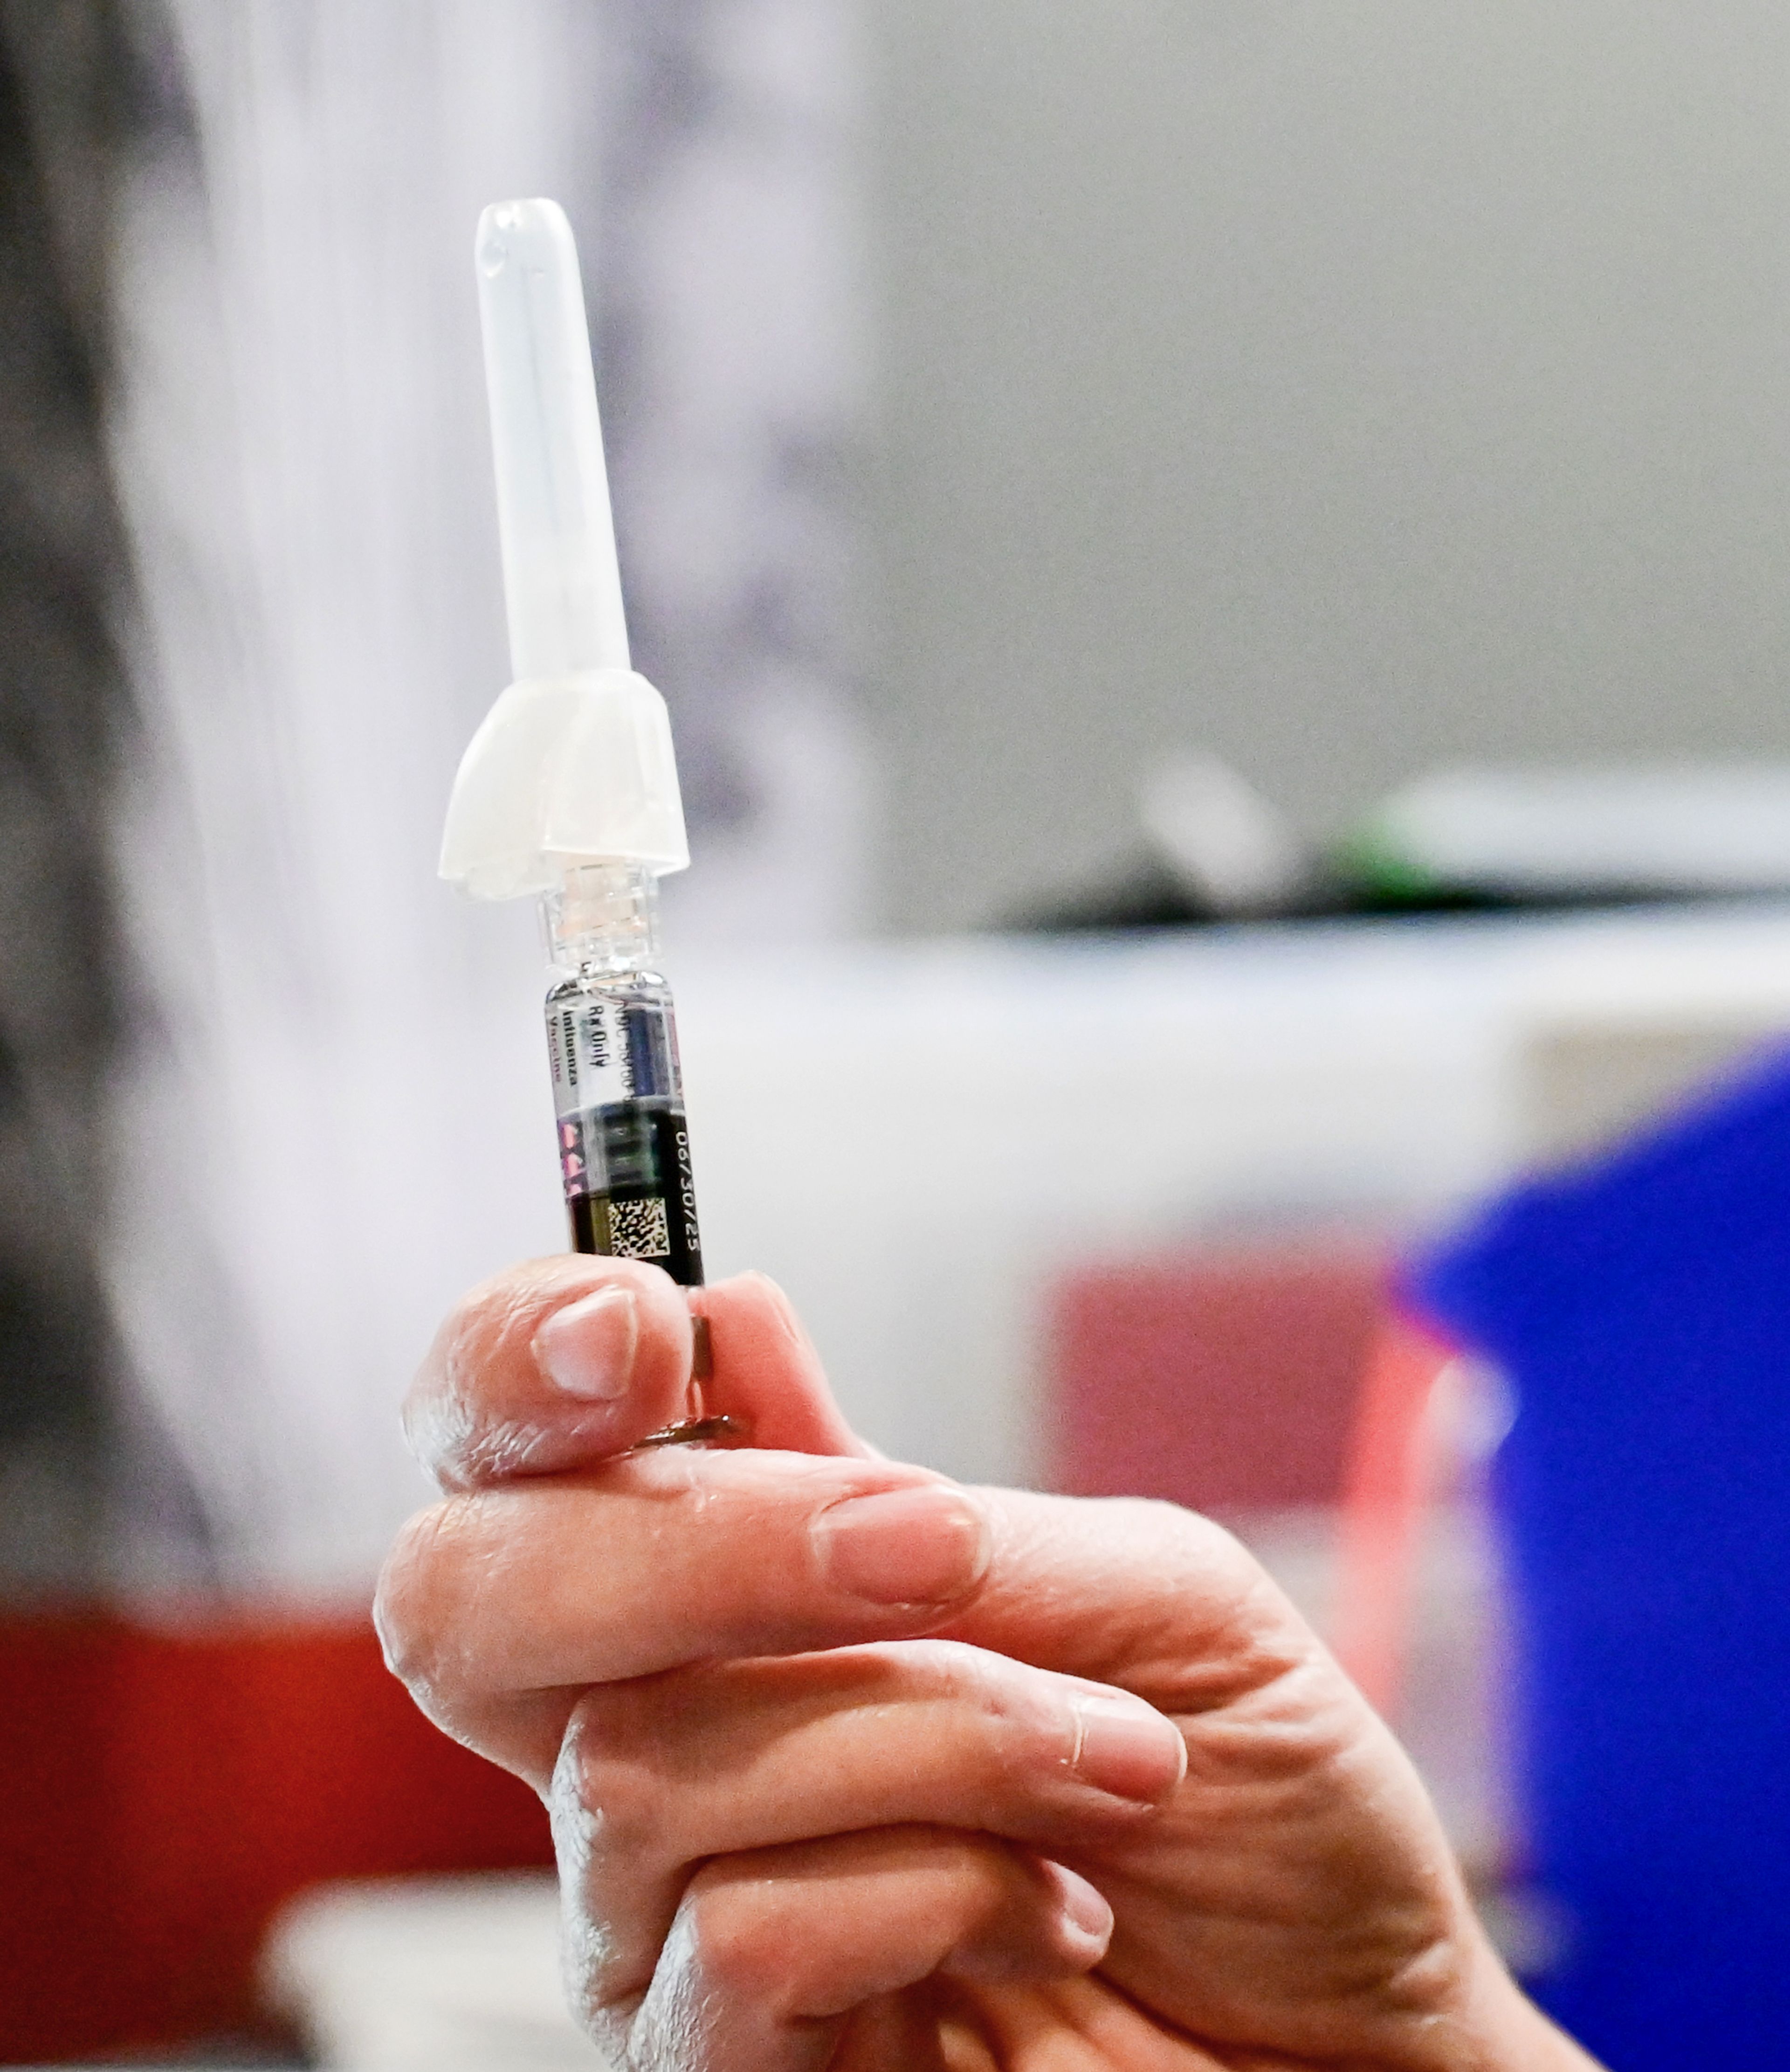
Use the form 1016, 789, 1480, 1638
405, 1259, 869, 1492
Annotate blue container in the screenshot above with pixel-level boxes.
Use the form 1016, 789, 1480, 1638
1413, 1044, 1790, 2065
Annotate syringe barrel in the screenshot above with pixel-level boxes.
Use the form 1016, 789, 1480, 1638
545, 974, 702, 1285
541, 863, 704, 1286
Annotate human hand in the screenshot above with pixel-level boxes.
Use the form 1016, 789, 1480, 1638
377, 1257, 1595, 2071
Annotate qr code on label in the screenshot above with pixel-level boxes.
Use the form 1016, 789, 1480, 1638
608, 1195, 671, 1259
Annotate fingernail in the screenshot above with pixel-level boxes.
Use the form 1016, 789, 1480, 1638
532, 1285, 639, 1400
1045, 1863, 1114, 1949
1069, 1692, 1187, 1804
812, 1485, 991, 1606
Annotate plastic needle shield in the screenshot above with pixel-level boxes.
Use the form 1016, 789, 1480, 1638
475, 198, 630, 684
441, 199, 688, 903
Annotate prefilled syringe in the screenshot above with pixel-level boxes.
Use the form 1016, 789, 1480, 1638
439, 199, 706, 1300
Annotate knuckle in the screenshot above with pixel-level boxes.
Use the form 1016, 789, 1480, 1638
1103, 1491, 1241, 1564
556, 1695, 665, 1859
684, 1876, 791, 2007
398, 1354, 476, 1485
372, 1503, 453, 1689
903, 1639, 1073, 1785
903, 1634, 1001, 1695
1101, 1491, 1212, 1541
372, 1496, 493, 1701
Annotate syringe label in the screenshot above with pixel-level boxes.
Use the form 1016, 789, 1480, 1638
548, 993, 682, 1118
605, 1196, 672, 1259
549, 998, 634, 1110
566, 1106, 703, 1286
669, 1118, 701, 1260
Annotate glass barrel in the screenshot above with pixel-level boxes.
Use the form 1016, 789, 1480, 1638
545, 969, 703, 1286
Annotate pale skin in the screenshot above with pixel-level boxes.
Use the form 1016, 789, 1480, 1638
375, 1257, 1601, 2072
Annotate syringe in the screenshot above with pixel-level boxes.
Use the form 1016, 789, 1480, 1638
440, 199, 723, 1433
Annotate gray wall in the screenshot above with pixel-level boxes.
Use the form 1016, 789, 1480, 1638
867, 2, 1790, 930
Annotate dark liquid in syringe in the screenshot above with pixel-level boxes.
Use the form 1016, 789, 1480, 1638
565, 1096, 703, 1286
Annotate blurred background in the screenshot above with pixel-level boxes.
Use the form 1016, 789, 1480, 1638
10, 0, 1790, 2064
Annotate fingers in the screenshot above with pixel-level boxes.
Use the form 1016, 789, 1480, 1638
401, 1260, 1292, 1717
552, 1639, 1186, 2002
377, 1444, 1309, 1787
404, 1260, 866, 1492
379, 1437, 1300, 1779
585, 1828, 1111, 2072
376, 1450, 995, 1769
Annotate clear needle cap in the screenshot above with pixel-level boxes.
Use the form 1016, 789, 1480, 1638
475, 197, 630, 681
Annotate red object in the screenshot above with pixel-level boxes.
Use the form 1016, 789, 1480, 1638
1331, 1313, 1460, 1712
1044, 1242, 1392, 1513
0, 1606, 552, 2064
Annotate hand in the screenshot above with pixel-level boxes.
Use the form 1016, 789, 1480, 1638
377, 1257, 1596, 2071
